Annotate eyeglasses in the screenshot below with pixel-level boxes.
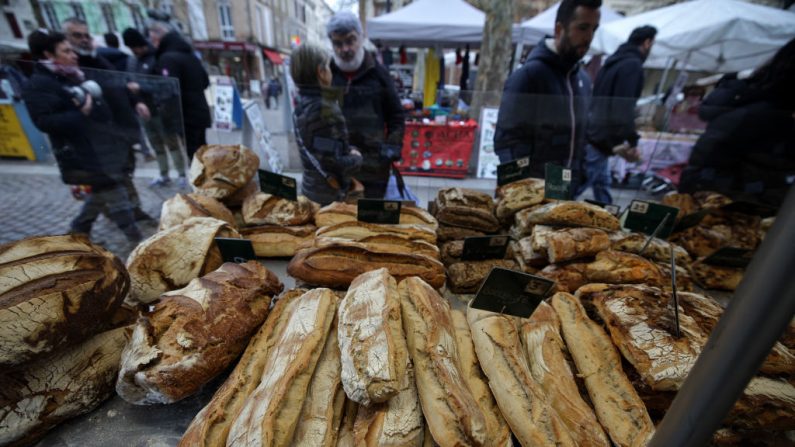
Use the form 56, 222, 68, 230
69, 32, 91, 39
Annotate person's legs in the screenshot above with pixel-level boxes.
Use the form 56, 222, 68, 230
580, 144, 613, 204
183, 125, 207, 161
70, 190, 104, 235
97, 183, 143, 242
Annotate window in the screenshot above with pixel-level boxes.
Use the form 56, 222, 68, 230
5, 13, 22, 39
258, 5, 274, 47
41, 2, 60, 30
70, 2, 86, 21
218, 1, 235, 41
160, 0, 174, 17
130, 5, 146, 30
101, 3, 117, 33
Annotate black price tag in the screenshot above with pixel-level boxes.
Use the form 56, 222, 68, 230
496, 157, 533, 186
704, 247, 753, 268
721, 201, 777, 218
544, 163, 572, 200
622, 200, 679, 239
585, 199, 621, 216
471, 267, 555, 318
461, 236, 510, 261
673, 208, 710, 233
357, 199, 402, 224
214, 237, 257, 263
258, 169, 298, 201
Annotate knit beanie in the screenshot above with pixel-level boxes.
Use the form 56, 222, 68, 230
122, 28, 148, 48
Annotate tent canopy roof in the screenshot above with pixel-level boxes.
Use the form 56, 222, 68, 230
516, 1, 624, 44
367, 0, 486, 47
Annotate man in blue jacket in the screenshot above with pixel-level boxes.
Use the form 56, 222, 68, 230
494, 0, 601, 189
581, 26, 656, 204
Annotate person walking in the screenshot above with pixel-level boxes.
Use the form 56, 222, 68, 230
579, 25, 656, 204
326, 11, 404, 199
148, 21, 211, 160
494, 0, 601, 191
291, 43, 362, 205
23, 30, 142, 243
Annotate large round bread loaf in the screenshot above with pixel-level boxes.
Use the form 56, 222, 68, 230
189, 145, 259, 200
126, 217, 241, 305
0, 234, 129, 368
159, 193, 236, 231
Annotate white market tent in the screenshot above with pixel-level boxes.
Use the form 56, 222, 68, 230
591, 0, 795, 73
367, 0, 486, 47
515, 1, 625, 45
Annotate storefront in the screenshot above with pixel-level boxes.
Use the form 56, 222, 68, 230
194, 40, 262, 98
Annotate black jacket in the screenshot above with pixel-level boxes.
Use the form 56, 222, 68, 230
330, 52, 404, 185
126, 46, 180, 122
494, 38, 592, 181
295, 87, 362, 205
97, 47, 131, 71
22, 63, 132, 186
679, 78, 795, 207
154, 31, 211, 130
587, 43, 645, 155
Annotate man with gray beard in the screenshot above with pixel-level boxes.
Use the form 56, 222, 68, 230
327, 12, 404, 199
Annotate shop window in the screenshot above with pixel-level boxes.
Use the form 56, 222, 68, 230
101, 3, 117, 33
257, 5, 275, 47
70, 2, 86, 22
218, 1, 235, 41
41, 2, 60, 30
4, 12, 22, 39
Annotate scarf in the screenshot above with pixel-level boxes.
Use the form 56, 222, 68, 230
41, 60, 85, 84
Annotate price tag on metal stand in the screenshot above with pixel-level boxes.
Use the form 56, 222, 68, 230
673, 208, 710, 233
704, 247, 754, 268
258, 169, 298, 201
544, 163, 572, 200
585, 199, 621, 217
471, 267, 555, 318
357, 199, 402, 224
639, 212, 671, 256
623, 200, 679, 239
461, 236, 510, 261
214, 237, 257, 263
721, 200, 777, 218
670, 245, 681, 338
496, 157, 533, 186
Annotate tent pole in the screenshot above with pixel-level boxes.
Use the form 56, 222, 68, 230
649, 186, 795, 447
512, 42, 524, 73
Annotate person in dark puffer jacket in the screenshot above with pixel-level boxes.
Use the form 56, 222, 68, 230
291, 43, 362, 205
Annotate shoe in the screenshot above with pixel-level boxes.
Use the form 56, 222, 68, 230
176, 176, 189, 189
149, 176, 171, 187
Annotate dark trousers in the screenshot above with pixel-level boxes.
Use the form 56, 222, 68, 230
577, 143, 613, 204
71, 182, 142, 242
184, 125, 207, 160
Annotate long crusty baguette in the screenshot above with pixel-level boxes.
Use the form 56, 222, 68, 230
302, 237, 439, 260
315, 202, 438, 229
226, 288, 337, 447
450, 310, 512, 447
335, 398, 358, 447
178, 289, 305, 447
239, 225, 316, 258
315, 221, 437, 244
521, 302, 610, 446
530, 225, 610, 263
398, 277, 487, 447
338, 268, 408, 406
466, 306, 575, 446
550, 292, 654, 447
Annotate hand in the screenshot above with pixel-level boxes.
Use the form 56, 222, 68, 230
79, 94, 93, 116
135, 102, 151, 120
127, 82, 140, 94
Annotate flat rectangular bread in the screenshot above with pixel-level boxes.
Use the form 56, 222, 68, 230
226, 288, 338, 447
240, 224, 316, 257
315, 221, 437, 244
515, 202, 621, 232
550, 292, 654, 447
495, 178, 545, 221
398, 277, 487, 446
585, 250, 665, 288
514, 237, 550, 268
338, 268, 409, 406
521, 302, 610, 446
669, 225, 730, 258
578, 284, 707, 392
241, 193, 317, 226
446, 259, 518, 294
436, 225, 487, 242
178, 289, 305, 447
315, 202, 438, 230
466, 306, 576, 446
440, 240, 513, 266
690, 259, 743, 291
435, 188, 500, 233
450, 310, 513, 447
608, 231, 691, 266
531, 225, 610, 263
303, 236, 439, 260
287, 242, 446, 289
352, 360, 424, 447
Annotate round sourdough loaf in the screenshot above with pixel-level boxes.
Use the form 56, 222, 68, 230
0, 234, 129, 367
189, 144, 259, 200
159, 193, 236, 231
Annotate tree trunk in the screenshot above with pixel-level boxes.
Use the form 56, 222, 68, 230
468, 0, 514, 121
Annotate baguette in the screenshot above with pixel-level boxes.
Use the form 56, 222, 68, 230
338, 268, 408, 406
335, 399, 358, 447
450, 310, 512, 447
551, 292, 654, 447
436, 225, 487, 242
399, 277, 487, 446
521, 302, 610, 446
239, 224, 316, 257
315, 202, 438, 229
304, 237, 439, 260
316, 221, 437, 244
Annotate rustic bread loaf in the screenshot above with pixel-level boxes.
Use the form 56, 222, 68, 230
515, 201, 620, 231
224, 178, 260, 208
335, 398, 358, 447
398, 277, 487, 446
304, 237, 439, 260
126, 217, 241, 305
585, 250, 665, 287
513, 237, 550, 269
693, 190, 732, 209
316, 221, 437, 244
436, 225, 487, 242
537, 262, 590, 294
531, 225, 610, 263
435, 188, 499, 233
440, 239, 513, 266
655, 262, 695, 292
446, 259, 517, 294
239, 224, 316, 257
0, 326, 129, 447
495, 178, 545, 221
521, 302, 610, 446
189, 145, 259, 200
466, 306, 575, 446
661, 192, 698, 220
551, 292, 654, 447
241, 192, 318, 226
338, 268, 408, 406
0, 234, 129, 367
116, 262, 283, 405
608, 231, 691, 265
728, 377, 795, 431
226, 288, 338, 446
159, 193, 236, 230
690, 258, 743, 291
178, 289, 304, 447
315, 202, 438, 229
287, 242, 445, 289
450, 310, 512, 447
669, 225, 731, 258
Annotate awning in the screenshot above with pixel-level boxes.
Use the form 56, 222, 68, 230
193, 40, 258, 52
263, 49, 283, 65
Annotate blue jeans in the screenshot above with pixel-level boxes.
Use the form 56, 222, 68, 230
578, 143, 613, 204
